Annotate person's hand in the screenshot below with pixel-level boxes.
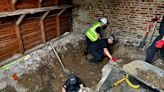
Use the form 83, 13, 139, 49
111, 57, 118, 61
156, 40, 164, 48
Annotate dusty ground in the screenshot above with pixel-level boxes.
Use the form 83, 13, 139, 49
137, 69, 164, 89
0, 39, 108, 92
0, 32, 163, 92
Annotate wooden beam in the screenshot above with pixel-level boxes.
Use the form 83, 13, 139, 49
58, 8, 66, 16
15, 14, 26, 53
56, 15, 60, 36
16, 14, 26, 25
41, 11, 50, 20
0, 5, 72, 18
15, 25, 24, 54
40, 11, 50, 43
39, 0, 43, 8
12, 0, 18, 10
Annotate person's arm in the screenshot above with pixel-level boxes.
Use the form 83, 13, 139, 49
104, 48, 112, 59
104, 48, 117, 61
62, 86, 66, 92
80, 84, 84, 89
156, 36, 164, 48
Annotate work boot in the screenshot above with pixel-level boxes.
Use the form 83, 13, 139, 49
83, 52, 88, 60
145, 60, 152, 64
89, 59, 100, 64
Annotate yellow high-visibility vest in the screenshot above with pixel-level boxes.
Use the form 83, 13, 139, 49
86, 22, 101, 42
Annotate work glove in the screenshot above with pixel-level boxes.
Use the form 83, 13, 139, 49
156, 40, 164, 48
111, 57, 118, 61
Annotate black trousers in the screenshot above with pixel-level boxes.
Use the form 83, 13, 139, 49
85, 37, 104, 62
145, 35, 164, 63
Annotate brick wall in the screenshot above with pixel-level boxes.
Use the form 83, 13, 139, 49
72, 0, 164, 46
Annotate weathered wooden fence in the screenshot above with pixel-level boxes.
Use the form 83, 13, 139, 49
0, 0, 72, 61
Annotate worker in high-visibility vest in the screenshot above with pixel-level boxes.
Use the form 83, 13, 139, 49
84, 18, 118, 64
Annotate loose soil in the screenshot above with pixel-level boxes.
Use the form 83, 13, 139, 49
137, 69, 164, 89
16, 41, 108, 92
1, 37, 163, 92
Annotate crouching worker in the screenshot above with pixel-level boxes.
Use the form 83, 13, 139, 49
87, 35, 117, 64
145, 15, 164, 63
83, 17, 117, 64
62, 75, 84, 92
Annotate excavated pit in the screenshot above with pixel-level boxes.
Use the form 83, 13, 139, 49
0, 32, 163, 92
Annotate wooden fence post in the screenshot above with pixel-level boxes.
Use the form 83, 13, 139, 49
15, 14, 26, 54
39, 0, 43, 8
12, 0, 17, 10
40, 11, 50, 43
56, 8, 66, 36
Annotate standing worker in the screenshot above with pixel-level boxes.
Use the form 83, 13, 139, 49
145, 15, 164, 63
62, 75, 84, 92
84, 18, 117, 64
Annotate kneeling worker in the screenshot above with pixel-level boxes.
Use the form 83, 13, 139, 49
84, 17, 117, 64
88, 35, 117, 64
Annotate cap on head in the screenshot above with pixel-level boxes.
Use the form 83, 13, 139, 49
100, 18, 108, 25
108, 35, 116, 44
69, 75, 77, 85
109, 35, 115, 41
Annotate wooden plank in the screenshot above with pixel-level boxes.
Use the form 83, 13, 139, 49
44, 20, 56, 26
0, 34, 17, 43
21, 26, 41, 35
42, 0, 57, 7
46, 29, 57, 36
44, 22, 56, 29
24, 40, 42, 50
56, 15, 60, 36
22, 31, 41, 40
0, 0, 11, 12
0, 39, 18, 48
0, 32, 16, 39
123, 60, 164, 91
0, 48, 19, 61
0, 27, 15, 36
23, 35, 42, 46
0, 42, 18, 56
15, 0, 39, 9
45, 27, 56, 33
0, 5, 72, 18
20, 19, 40, 28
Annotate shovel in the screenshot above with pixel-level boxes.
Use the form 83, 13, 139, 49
49, 42, 71, 76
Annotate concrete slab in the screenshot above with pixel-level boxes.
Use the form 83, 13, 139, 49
97, 64, 155, 92
123, 60, 164, 91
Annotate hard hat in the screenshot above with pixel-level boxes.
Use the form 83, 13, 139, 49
100, 18, 108, 25
69, 76, 77, 85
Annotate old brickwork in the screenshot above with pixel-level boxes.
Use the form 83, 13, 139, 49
72, 0, 164, 46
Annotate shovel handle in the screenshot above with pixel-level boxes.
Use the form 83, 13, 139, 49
49, 42, 65, 70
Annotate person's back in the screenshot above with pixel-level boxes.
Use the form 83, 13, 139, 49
62, 75, 84, 92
